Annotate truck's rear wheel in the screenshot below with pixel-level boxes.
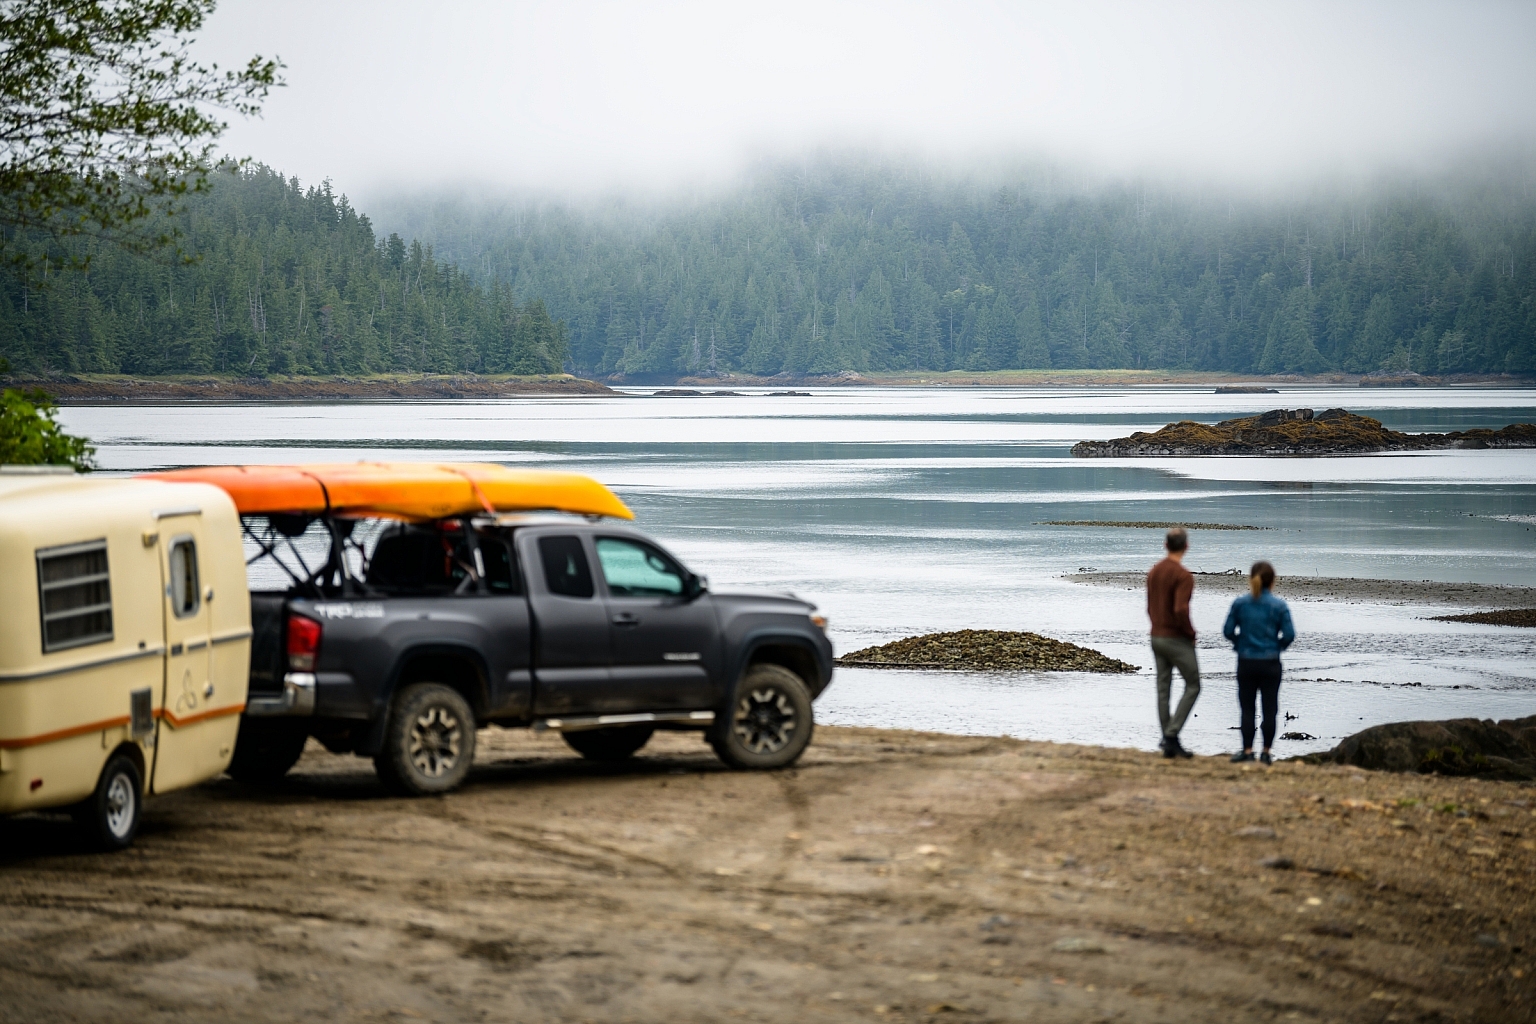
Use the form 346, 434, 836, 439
73, 753, 142, 851
563, 725, 654, 762
709, 663, 814, 770
227, 721, 308, 783
374, 683, 476, 796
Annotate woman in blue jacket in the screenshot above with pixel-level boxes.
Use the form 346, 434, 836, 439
1223, 561, 1296, 765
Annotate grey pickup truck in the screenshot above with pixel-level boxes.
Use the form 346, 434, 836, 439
232, 513, 833, 794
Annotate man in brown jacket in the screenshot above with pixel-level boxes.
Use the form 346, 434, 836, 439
1147, 527, 1199, 758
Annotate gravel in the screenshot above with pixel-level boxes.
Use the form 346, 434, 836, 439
837, 629, 1139, 673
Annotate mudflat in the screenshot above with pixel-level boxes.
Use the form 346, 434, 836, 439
2, 726, 1532, 1023
1069, 572, 1536, 608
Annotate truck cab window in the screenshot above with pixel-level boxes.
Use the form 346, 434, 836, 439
366, 526, 452, 592
595, 537, 684, 597
477, 535, 521, 594
538, 536, 594, 599
169, 538, 200, 618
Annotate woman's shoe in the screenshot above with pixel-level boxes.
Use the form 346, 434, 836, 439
1230, 751, 1256, 763
1259, 751, 1273, 766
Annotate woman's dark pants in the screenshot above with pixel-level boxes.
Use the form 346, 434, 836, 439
1237, 658, 1282, 750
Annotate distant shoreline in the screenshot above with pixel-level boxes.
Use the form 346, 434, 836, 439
6, 369, 1533, 403
4, 373, 615, 403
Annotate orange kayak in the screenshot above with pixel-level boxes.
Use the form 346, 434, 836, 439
142, 462, 633, 521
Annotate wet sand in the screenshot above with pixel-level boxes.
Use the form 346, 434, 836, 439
2, 726, 1532, 1023
1068, 572, 1536, 608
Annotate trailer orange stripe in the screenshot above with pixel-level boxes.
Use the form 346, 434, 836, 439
0, 703, 247, 748
0, 715, 132, 749
156, 704, 246, 728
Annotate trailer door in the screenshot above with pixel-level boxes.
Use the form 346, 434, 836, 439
151, 519, 223, 793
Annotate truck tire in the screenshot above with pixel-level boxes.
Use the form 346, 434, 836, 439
226, 721, 308, 783
562, 725, 654, 762
72, 752, 142, 851
373, 683, 476, 796
709, 663, 814, 770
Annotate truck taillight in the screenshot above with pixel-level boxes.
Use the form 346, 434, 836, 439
287, 614, 322, 672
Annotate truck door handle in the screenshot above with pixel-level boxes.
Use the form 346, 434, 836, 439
611, 612, 640, 627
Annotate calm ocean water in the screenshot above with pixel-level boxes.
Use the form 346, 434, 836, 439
60, 386, 1536, 755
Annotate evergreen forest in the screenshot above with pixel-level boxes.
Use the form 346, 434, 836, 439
0, 166, 569, 376
3, 158, 1534, 378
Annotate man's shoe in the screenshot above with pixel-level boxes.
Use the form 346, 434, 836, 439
1162, 739, 1177, 758
1259, 751, 1273, 766
1230, 750, 1256, 763
1175, 740, 1194, 759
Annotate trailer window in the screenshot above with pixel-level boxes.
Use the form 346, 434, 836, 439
37, 540, 113, 652
168, 538, 201, 618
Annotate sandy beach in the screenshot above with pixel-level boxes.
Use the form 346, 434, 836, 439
2, 726, 1531, 1023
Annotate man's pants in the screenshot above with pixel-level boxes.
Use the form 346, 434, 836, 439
1237, 657, 1283, 750
1150, 636, 1201, 739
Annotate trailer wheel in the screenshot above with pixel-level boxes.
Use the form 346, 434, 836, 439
709, 663, 814, 770
374, 683, 476, 796
73, 753, 143, 851
226, 721, 308, 783
563, 725, 655, 762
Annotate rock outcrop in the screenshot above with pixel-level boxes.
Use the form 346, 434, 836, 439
1302, 715, 1536, 780
1071, 408, 1536, 457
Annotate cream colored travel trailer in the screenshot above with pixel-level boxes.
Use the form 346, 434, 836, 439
0, 469, 250, 849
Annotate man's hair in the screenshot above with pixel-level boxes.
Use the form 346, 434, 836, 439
1165, 527, 1188, 552
1251, 560, 1276, 589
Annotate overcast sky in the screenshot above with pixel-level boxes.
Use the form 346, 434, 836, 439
197, 0, 1536, 202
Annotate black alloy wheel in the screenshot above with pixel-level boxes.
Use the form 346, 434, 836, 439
709, 663, 814, 770
374, 683, 477, 796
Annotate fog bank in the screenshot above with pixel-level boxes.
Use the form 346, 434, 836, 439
198, 0, 1536, 202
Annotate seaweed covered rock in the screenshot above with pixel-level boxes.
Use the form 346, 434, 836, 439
838, 629, 1138, 673
1432, 608, 1536, 627
1071, 408, 1536, 457
1301, 715, 1536, 780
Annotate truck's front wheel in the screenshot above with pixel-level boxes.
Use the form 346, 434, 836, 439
374, 683, 477, 796
563, 725, 654, 762
709, 663, 814, 770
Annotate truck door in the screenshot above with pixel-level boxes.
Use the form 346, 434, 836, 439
593, 536, 718, 711
151, 523, 220, 793
519, 532, 613, 715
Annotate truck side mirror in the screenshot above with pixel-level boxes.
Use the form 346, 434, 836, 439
685, 573, 709, 599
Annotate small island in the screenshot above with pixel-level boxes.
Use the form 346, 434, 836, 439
838, 629, 1138, 673
1072, 407, 1536, 457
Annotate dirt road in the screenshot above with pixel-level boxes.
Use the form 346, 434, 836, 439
3, 726, 1532, 1023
